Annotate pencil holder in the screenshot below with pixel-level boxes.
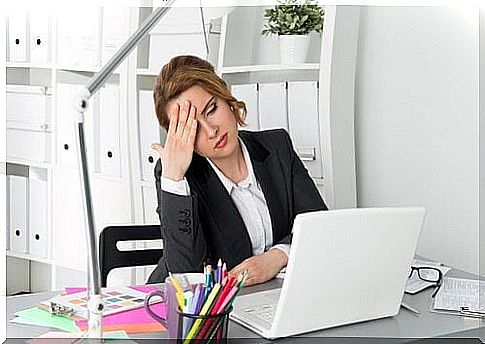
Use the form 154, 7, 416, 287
176, 306, 233, 344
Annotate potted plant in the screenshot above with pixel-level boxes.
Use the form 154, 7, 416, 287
262, 0, 324, 64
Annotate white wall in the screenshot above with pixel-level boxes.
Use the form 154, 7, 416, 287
354, 6, 479, 273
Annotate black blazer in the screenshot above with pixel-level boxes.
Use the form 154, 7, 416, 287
147, 129, 327, 283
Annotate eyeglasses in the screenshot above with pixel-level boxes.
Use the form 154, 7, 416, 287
408, 266, 443, 297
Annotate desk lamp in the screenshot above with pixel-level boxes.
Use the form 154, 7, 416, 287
72, 2, 233, 338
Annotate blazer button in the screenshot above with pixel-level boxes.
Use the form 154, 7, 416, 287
179, 209, 191, 217
178, 218, 191, 226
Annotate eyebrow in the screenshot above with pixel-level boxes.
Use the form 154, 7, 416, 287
201, 96, 216, 116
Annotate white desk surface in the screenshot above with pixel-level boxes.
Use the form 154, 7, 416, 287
5, 268, 485, 343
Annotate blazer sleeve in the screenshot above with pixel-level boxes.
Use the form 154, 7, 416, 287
149, 159, 208, 281
275, 130, 328, 246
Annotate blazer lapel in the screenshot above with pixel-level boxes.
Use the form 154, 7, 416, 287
240, 133, 290, 245
188, 154, 252, 266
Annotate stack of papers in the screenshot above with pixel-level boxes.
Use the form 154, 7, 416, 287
405, 258, 451, 294
432, 277, 485, 316
10, 285, 167, 334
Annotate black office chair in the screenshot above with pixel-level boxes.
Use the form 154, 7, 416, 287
99, 225, 163, 287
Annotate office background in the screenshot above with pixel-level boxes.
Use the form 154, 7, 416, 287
4, 4, 480, 295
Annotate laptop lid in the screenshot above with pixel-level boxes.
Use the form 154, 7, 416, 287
233, 207, 425, 338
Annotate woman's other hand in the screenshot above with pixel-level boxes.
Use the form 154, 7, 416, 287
152, 100, 198, 181
229, 249, 288, 287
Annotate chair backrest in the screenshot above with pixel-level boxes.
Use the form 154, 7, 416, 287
99, 225, 163, 287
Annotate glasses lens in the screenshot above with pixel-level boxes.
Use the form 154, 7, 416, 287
418, 268, 440, 282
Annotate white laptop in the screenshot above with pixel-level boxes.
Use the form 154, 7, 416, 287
230, 207, 425, 339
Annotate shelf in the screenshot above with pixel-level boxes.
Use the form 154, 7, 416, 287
7, 158, 53, 170
7, 250, 54, 265
6, 62, 54, 69
220, 63, 320, 74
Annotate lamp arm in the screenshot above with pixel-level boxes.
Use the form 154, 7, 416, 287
73, 2, 175, 339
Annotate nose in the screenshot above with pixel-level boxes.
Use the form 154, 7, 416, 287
197, 117, 218, 140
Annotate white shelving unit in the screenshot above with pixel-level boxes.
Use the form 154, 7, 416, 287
6, 4, 360, 289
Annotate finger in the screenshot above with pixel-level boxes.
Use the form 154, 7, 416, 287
176, 100, 190, 136
183, 106, 198, 142
151, 143, 164, 156
167, 103, 180, 136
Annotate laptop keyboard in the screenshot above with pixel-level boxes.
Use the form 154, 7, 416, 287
243, 304, 277, 324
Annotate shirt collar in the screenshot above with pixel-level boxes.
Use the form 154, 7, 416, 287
206, 139, 256, 194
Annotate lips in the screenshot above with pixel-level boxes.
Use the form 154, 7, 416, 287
214, 133, 228, 149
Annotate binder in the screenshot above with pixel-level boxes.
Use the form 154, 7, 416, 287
9, 175, 29, 254
56, 83, 94, 169
148, 33, 207, 72
6, 176, 10, 251
231, 84, 259, 131
99, 84, 121, 178
6, 85, 51, 131
7, 128, 51, 164
8, 9, 30, 62
148, 7, 207, 71
30, 9, 51, 64
258, 82, 288, 131
138, 90, 161, 182
102, 7, 130, 67
28, 167, 49, 258
57, 7, 100, 69
287, 81, 322, 178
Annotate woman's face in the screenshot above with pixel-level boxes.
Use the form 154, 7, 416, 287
167, 85, 239, 162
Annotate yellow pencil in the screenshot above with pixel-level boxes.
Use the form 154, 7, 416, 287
169, 272, 185, 309
183, 283, 221, 343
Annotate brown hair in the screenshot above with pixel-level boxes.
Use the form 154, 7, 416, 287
153, 55, 247, 130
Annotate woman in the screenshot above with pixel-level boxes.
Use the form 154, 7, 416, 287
148, 55, 327, 286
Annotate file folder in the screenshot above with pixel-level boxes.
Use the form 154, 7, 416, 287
8, 9, 30, 62
99, 85, 122, 178
231, 84, 259, 131
9, 175, 29, 254
28, 168, 49, 258
30, 10, 51, 64
258, 82, 288, 131
287, 81, 322, 178
138, 90, 161, 182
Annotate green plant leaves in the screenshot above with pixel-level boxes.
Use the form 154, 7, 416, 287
261, 0, 325, 36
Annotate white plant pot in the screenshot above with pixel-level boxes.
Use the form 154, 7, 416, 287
279, 35, 310, 65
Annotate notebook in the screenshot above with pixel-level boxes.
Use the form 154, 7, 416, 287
230, 207, 425, 339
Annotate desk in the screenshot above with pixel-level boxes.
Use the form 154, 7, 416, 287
6, 269, 485, 343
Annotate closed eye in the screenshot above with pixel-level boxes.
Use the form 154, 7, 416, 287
206, 104, 217, 116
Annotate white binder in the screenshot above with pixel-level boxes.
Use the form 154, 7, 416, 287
30, 10, 51, 64
102, 7, 130, 67
8, 9, 30, 62
57, 7, 100, 69
99, 85, 121, 178
6, 176, 10, 251
139, 90, 161, 182
9, 175, 29, 254
6, 85, 51, 131
231, 84, 259, 131
56, 84, 81, 169
28, 168, 49, 258
287, 81, 322, 178
7, 128, 51, 164
258, 82, 288, 131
